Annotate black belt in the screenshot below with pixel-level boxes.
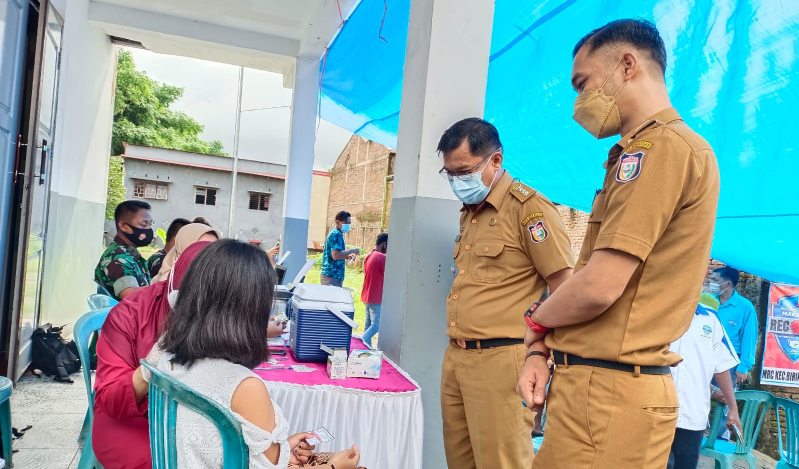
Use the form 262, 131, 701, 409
455, 338, 524, 350
553, 351, 670, 375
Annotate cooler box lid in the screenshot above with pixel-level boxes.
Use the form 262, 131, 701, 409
291, 283, 354, 311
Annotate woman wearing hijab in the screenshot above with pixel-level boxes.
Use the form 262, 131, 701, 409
92, 241, 212, 469
151, 223, 219, 283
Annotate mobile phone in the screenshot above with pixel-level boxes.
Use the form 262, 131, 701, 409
731, 423, 745, 445
268, 348, 287, 356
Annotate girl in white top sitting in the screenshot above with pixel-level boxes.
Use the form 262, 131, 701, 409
155, 239, 362, 469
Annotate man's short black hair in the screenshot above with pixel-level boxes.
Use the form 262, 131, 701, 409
437, 118, 502, 157
335, 211, 352, 222
713, 266, 740, 288
573, 19, 667, 75
193, 216, 212, 226
159, 239, 276, 369
165, 218, 191, 243
376, 232, 388, 246
114, 200, 151, 224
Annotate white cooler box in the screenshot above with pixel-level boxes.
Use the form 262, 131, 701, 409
288, 284, 357, 362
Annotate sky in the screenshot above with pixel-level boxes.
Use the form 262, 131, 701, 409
128, 48, 352, 170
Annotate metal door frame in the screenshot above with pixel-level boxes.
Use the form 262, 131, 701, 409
7, 0, 63, 382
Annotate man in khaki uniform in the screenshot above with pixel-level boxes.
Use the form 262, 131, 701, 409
438, 118, 574, 468
517, 20, 720, 468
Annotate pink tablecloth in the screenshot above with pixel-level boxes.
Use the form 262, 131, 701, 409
253, 338, 418, 393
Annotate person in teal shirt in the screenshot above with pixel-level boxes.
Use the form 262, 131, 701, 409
321, 211, 360, 287
709, 267, 759, 386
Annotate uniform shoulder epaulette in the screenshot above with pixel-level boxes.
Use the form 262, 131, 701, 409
509, 181, 536, 203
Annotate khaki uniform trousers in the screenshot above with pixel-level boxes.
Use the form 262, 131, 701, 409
441, 342, 534, 469
532, 363, 678, 469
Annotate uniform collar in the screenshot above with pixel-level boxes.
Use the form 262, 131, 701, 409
720, 290, 741, 307
696, 305, 714, 316
113, 235, 142, 257
460, 170, 512, 212
607, 107, 683, 166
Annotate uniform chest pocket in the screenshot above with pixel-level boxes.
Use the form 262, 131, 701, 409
474, 242, 506, 283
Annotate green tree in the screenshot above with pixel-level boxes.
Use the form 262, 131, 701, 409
105, 50, 226, 218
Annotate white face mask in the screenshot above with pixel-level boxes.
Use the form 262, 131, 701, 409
703, 282, 721, 295
167, 269, 179, 308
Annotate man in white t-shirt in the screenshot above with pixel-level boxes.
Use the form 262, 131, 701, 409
668, 294, 742, 469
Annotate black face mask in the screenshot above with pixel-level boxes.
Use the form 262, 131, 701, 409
123, 223, 154, 247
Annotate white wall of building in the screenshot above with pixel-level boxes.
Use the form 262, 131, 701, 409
40, 0, 117, 331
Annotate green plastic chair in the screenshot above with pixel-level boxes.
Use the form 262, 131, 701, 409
140, 360, 249, 469
775, 397, 799, 469
74, 307, 112, 469
0, 376, 13, 467
701, 390, 773, 469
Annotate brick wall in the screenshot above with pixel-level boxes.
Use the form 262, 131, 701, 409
326, 136, 394, 250
556, 205, 589, 261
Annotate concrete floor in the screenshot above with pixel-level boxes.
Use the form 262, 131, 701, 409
9, 373, 87, 468
3, 372, 780, 468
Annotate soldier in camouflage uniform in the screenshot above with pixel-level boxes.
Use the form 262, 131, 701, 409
95, 200, 154, 300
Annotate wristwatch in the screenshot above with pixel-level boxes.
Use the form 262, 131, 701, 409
524, 302, 550, 335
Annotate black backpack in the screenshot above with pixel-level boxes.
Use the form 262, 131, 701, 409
31, 323, 81, 383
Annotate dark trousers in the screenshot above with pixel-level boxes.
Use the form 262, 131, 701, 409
668, 428, 704, 469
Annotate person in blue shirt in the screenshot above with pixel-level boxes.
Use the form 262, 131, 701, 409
321, 211, 360, 287
708, 266, 759, 386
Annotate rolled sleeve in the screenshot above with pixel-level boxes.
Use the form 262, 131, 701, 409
113, 276, 140, 297
595, 139, 699, 262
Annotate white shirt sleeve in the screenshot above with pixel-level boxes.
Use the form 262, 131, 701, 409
713, 314, 740, 374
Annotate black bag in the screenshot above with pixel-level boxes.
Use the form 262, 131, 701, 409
31, 323, 81, 383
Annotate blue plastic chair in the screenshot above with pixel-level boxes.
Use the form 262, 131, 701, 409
141, 360, 249, 469
87, 294, 118, 311
74, 307, 112, 469
775, 397, 799, 469
0, 376, 13, 467
701, 390, 773, 469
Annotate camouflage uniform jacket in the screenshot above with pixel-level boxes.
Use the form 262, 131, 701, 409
94, 236, 151, 300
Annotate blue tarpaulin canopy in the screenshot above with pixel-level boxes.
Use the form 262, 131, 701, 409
320, 0, 799, 285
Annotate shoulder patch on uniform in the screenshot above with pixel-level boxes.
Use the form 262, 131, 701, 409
615, 151, 645, 183
528, 221, 548, 243
510, 182, 535, 202
521, 212, 544, 226
624, 140, 653, 153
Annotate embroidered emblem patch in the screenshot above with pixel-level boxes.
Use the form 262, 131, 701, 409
624, 140, 653, 153
521, 212, 544, 226
528, 221, 548, 243
702, 325, 712, 337
615, 152, 645, 183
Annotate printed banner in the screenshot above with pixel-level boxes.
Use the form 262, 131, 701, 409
761, 283, 799, 387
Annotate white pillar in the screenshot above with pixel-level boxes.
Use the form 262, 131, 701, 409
281, 55, 319, 280
380, 0, 495, 467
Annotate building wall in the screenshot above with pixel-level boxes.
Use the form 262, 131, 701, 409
327, 136, 393, 250
309, 173, 330, 249
123, 158, 285, 246
40, 0, 116, 335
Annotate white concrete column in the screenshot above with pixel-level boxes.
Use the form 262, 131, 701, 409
281, 55, 319, 281
380, 0, 495, 467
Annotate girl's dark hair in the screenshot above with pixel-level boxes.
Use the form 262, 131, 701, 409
159, 239, 276, 369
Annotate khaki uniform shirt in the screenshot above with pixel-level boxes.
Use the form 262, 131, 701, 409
546, 108, 720, 366
447, 171, 574, 340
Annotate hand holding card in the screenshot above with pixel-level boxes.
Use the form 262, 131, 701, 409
305, 427, 334, 446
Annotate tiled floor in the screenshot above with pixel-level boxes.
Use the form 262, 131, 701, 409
9, 373, 88, 468
3, 372, 780, 468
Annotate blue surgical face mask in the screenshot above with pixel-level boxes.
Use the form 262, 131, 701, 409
448, 161, 497, 205
341, 224, 351, 234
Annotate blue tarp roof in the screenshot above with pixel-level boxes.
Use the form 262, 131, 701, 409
320, 0, 799, 285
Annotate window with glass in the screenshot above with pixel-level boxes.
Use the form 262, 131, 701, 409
195, 187, 217, 206
134, 181, 168, 200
